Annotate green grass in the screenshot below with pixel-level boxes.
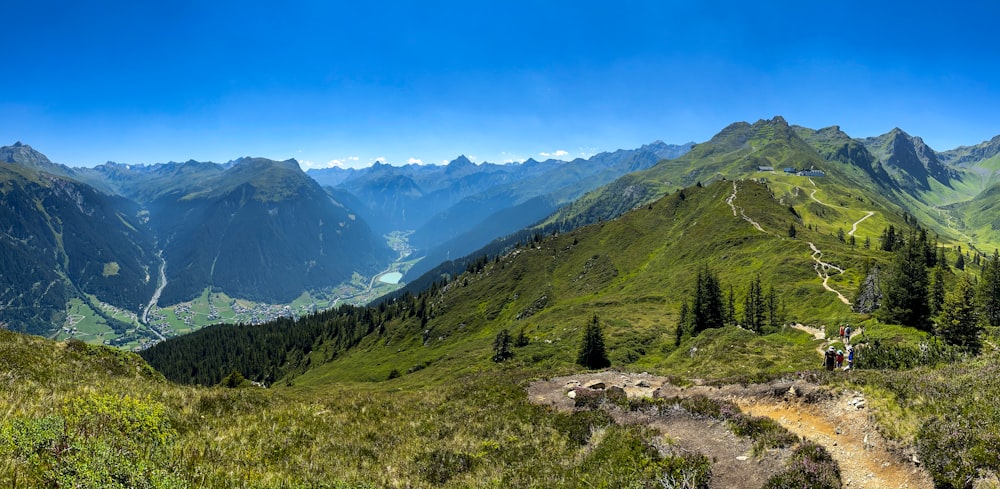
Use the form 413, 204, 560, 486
1, 329, 722, 488
54, 298, 116, 344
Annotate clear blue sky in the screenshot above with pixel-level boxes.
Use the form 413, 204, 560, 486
3, 1, 999, 169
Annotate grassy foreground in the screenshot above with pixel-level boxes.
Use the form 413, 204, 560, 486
1, 329, 724, 488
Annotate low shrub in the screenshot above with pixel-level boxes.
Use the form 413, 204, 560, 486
764, 440, 840, 489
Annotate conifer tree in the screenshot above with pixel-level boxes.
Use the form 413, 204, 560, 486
675, 302, 688, 347
879, 231, 931, 329
766, 284, 780, 330
692, 266, 724, 334
577, 315, 610, 369
725, 284, 736, 327
938, 276, 982, 353
955, 252, 966, 271
514, 327, 530, 347
929, 265, 946, 317
978, 250, 1000, 327
492, 329, 513, 363
743, 274, 766, 332
788, 223, 796, 238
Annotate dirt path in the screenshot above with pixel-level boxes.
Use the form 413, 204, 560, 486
739, 398, 929, 488
529, 372, 932, 489
808, 242, 851, 305
726, 180, 767, 233
850, 211, 876, 237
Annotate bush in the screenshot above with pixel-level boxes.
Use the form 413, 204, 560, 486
552, 409, 615, 446
764, 441, 840, 489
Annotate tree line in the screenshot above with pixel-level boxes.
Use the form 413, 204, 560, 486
674, 265, 785, 345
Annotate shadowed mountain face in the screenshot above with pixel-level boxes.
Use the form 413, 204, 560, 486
861, 128, 956, 191
0, 145, 159, 335
0, 146, 392, 335
97, 157, 393, 305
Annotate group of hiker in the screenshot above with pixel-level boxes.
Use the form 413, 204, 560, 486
823, 324, 854, 371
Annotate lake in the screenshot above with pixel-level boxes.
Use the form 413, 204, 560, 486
378, 272, 403, 284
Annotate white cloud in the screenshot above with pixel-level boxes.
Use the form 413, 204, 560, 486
327, 159, 343, 168
539, 150, 569, 158
407, 157, 423, 164
374, 156, 387, 164
348, 156, 359, 161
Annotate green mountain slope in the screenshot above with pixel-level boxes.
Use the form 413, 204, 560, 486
144, 157, 392, 304
292, 179, 872, 385
0, 146, 159, 335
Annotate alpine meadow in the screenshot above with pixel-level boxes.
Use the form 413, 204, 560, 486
7, 113, 1000, 488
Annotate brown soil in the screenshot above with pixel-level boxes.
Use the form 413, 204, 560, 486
528, 371, 933, 489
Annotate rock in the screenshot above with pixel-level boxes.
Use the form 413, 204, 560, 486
787, 386, 797, 397
564, 380, 581, 388
855, 401, 865, 409
567, 390, 577, 399
585, 381, 606, 390
637, 380, 651, 388
736, 456, 748, 461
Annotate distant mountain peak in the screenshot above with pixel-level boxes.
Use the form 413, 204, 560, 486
1, 142, 63, 173
450, 155, 474, 166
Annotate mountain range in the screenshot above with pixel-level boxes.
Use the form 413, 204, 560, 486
8, 117, 1000, 486
5, 116, 1000, 340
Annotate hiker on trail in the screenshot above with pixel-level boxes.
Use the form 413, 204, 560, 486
846, 347, 854, 370
824, 347, 836, 371
845, 325, 852, 343
839, 325, 845, 339
836, 350, 844, 368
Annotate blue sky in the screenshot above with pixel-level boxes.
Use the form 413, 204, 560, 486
2, 1, 999, 169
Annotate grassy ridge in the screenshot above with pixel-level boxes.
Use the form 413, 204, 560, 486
1, 329, 725, 488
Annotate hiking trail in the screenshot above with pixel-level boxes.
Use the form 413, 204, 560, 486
726, 180, 767, 233
528, 371, 932, 489
808, 242, 851, 305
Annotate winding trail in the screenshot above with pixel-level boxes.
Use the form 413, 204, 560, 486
726, 180, 767, 233
808, 242, 851, 305
850, 211, 875, 237
808, 187, 876, 238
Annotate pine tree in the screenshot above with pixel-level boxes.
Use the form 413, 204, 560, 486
675, 302, 688, 347
725, 284, 736, 327
955, 252, 966, 271
578, 315, 610, 369
880, 225, 897, 252
492, 329, 513, 363
788, 223, 797, 238
978, 249, 1000, 327
743, 274, 765, 333
514, 327, 530, 347
766, 284, 780, 330
938, 276, 982, 353
863, 236, 871, 249
879, 231, 931, 329
929, 265, 946, 317
691, 266, 724, 334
